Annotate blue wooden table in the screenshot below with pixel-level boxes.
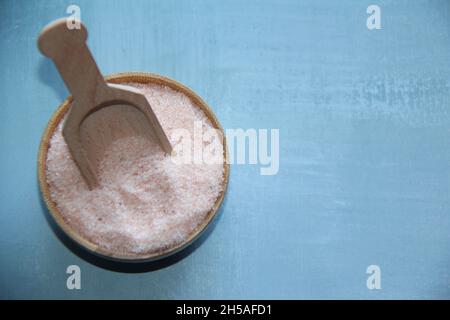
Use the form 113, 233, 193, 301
0, 0, 449, 299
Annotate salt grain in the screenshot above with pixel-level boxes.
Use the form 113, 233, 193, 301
46, 83, 225, 256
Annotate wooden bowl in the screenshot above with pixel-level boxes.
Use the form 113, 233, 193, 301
38, 72, 230, 262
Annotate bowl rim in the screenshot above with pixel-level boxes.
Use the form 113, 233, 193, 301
37, 72, 230, 262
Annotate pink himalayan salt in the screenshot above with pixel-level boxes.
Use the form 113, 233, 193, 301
46, 82, 225, 256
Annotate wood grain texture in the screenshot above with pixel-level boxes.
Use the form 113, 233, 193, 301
0, 0, 449, 299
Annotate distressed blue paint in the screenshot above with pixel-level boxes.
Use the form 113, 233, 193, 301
0, 0, 449, 299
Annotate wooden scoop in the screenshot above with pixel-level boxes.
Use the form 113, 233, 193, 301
38, 19, 172, 189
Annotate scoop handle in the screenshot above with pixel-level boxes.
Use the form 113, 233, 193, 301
38, 18, 107, 107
